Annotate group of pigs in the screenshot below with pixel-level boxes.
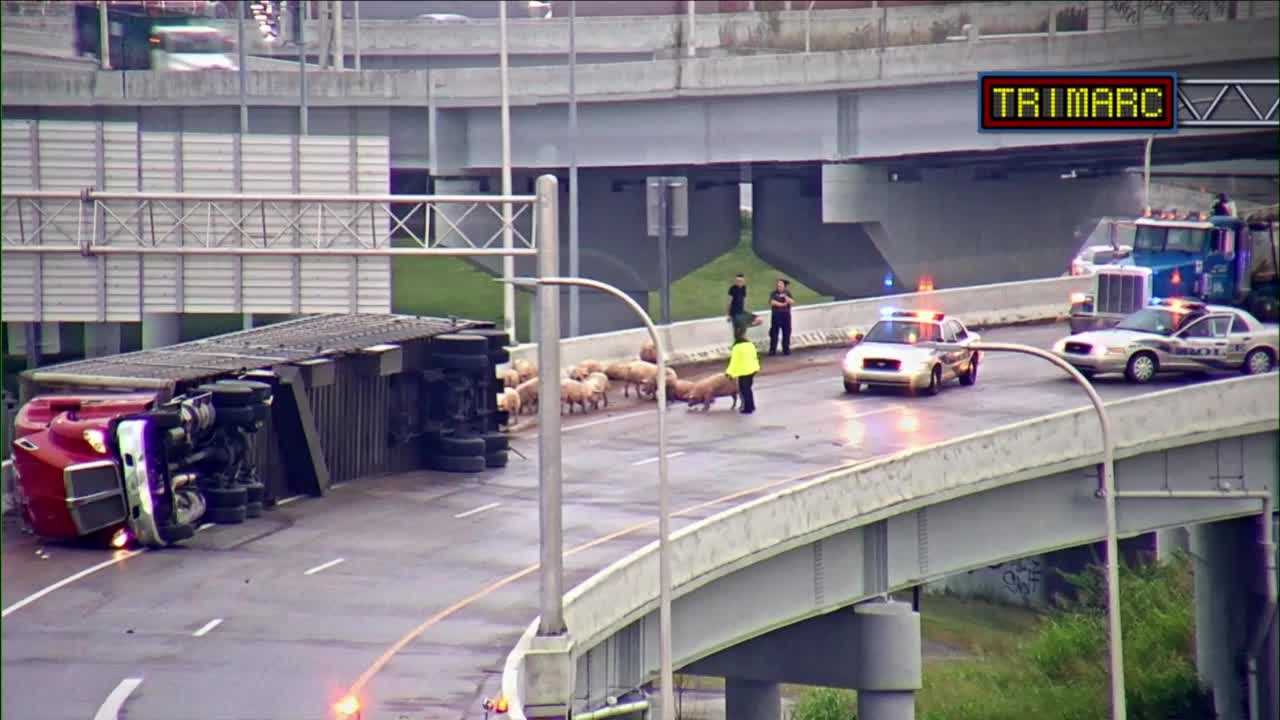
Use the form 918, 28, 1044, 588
495, 341, 741, 425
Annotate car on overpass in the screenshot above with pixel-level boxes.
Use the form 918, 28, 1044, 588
841, 309, 980, 396
1052, 298, 1279, 383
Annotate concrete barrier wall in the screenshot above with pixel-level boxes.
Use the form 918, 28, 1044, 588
506, 274, 1091, 373
504, 372, 1279, 712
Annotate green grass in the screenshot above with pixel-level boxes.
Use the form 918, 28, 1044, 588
792, 555, 1212, 720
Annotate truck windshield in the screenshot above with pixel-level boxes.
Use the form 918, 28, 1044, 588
1115, 308, 1194, 336
864, 320, 941, 344
1135, 225, 1207, 253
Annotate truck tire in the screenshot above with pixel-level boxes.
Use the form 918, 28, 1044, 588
430, 454, 486, 473
431, 334, 490, 355
244, 501, 263, 519
148, 411, 182, 431
438, 434, 486, 457
459, 328, 511, 351
205, 486, 248, 509
215, 405, 258, 428
197, 381, 262, 407
207, 505, 247, 525
480, 432, 509, 453
485, 450, 509, 468
240, 482, 265, 504
431, 353, 491, 372
160, 523, 196, 543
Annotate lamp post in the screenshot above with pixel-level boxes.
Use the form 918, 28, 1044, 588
568, 0, 580, 337
498, 274, 675, 720
933, 340, 1127, 719
499, 0, 517, 344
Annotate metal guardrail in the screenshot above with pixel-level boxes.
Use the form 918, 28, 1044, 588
0, 189, 539, 257
1177, 79, 1279, 128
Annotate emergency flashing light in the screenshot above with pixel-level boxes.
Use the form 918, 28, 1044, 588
334, 695, 361, 719
110, 528, 129, 549
883, 272, 894, 288
917, 275, 935, 292
891, 309, 945, 321
1142, 207, 1153, 218
1171, 268, 1182, 285
1070, 292, 1089, 304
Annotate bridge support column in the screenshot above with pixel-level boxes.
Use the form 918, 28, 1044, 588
725, 677, 781, 720
84, 323, 121, 358
142, 313, 181, 350
854, 600, 921, 720
1192, 517, 1269, 720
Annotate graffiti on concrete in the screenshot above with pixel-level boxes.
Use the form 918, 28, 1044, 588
994, 558, 1045, 599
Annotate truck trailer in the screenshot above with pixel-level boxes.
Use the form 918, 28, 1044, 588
8, 314, 512, 549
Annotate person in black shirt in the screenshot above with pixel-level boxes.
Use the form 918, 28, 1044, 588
768, 278, 794, 356
728, 273, 747, 318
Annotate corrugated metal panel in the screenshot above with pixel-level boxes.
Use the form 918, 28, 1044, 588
299, 137, 355, 314
357, 137, 392, 313
181, 133, 236, 313
34, 121, 96, 321
1, 119, 37, 321
241, 134, 297, 314
141, 131, 180, 313
103, 122, 141, 321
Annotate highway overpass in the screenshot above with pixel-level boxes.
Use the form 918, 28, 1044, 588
506, 371, 1279, 719
3, 15, 1277, 333
2, 316, 1275, 720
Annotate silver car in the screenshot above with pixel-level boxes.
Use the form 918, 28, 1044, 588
1052, 299, 1279, 383
842, 311, 981, 395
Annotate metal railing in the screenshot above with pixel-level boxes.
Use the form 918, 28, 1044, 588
1, 189, 538, 257
1177, 79, 1279, 128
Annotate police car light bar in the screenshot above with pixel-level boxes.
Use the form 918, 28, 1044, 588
884, 309, 945, 321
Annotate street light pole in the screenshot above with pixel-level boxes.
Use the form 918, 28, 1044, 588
499, 274, 675, 720
937, 340, 1127, 719
97, 0, 111, 70
499, 0, 517, 344
568, 0, 580, 337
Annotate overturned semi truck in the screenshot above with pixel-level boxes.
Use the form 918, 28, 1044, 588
8, 314, 512, 548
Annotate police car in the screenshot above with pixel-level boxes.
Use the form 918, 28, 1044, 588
1052, 298, 1279, 383
841, 309, 981, 395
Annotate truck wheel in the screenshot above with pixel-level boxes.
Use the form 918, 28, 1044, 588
197, 381, 264, 407
1244, 348, 1275, 375
429, 454, 486, 473
438, 434, 486, 457
459, 328, 511, 352
205, 486, 248, 509
244, 501, 263, 519
480, 432, 509, 453
240, 482, 265, 504
207, 505, 247, 525
432, 334, 491, 355
148, 411, 183, 431
215, 405, 258, 428
485, 450, 509, 468
431, 353, 491, 372
159, 523, 196, 543
1125, 352, 1158, 384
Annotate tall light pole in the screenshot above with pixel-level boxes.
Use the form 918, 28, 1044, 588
935, 340, 1127, 719
352, 0, 361, 70
499, 1, 517, 344
568, 1, 580, 337
498, 273, 675, 720
97, 0, 111, 70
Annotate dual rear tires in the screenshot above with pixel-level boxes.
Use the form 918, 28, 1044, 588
429, 431, 510, 473
202, 482, 265, 525
427, 330, 513, 473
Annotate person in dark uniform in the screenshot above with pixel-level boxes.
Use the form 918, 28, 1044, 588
727, 273, 757, 339
768, 278, 794, 356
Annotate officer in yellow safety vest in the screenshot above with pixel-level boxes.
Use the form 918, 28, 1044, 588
726, 327, 760, 415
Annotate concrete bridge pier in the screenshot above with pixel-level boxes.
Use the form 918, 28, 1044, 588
83, 322, 121, 358
724, 677, 781, 720
853, 600, 922, 720
1193, 515, 1279, 720
141, 312, 181, 350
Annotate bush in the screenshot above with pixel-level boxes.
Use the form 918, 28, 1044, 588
794, 554, 1211, 720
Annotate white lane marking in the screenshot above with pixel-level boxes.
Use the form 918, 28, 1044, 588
1, 549, 144, 619
454, 502, 502, 519
197, 523, 215, 532
277, 495, 304, 506
303, 557, 345, 576
192, 618, 223, 637
93, 677, 143, 720
632, 451, 685, 467
563, 409, 651, 432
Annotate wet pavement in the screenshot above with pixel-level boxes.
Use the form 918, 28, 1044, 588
1, 322, 1230, 720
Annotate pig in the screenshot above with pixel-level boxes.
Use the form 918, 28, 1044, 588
671, 378, 696, 402
513, 358, 537, 384
639, 366, 679, 400
639, 340, 658, 364
582, 371, 610, 410
569, 359, 606, 381
496, 388, 521, 426
605, 362, 636, 397
515, 378, 539, 415
498, 367, 521, 389
623, 361, 662, 399
560, 379, 591, 415
685, 373, 739, 412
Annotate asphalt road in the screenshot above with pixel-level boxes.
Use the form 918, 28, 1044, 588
0, 322, 1231, 720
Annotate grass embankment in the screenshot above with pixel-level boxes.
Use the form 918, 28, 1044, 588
792, 555, 1212, 720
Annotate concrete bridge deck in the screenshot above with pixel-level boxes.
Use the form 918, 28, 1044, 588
2, 322, 1271, 720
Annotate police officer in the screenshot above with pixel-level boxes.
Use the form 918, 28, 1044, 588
768, 278, 794, 356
